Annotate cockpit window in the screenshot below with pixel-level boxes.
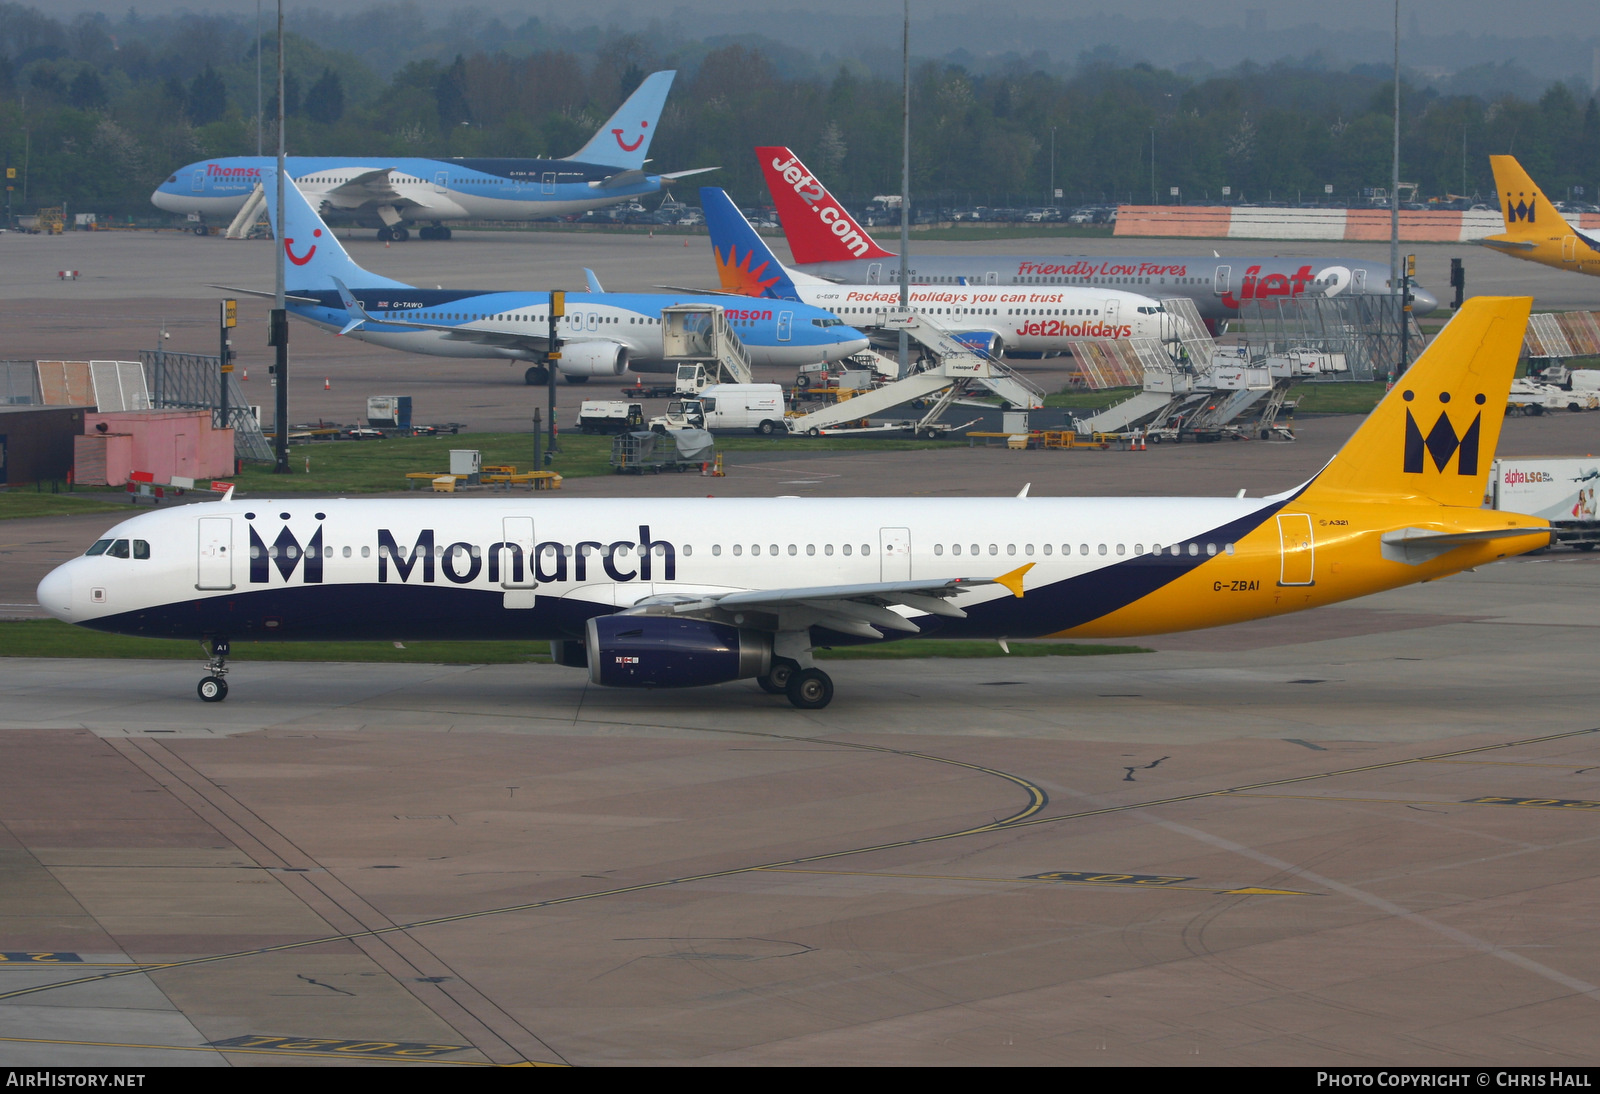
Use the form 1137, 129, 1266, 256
133, 540, 150, 560
85, 539, 111, 556
107, 539, 130, 558
166, 175, 177, 184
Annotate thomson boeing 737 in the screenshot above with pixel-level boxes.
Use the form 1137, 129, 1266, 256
223, 170, 868, 384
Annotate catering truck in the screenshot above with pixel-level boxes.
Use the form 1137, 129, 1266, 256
1490, 457, 1600, 549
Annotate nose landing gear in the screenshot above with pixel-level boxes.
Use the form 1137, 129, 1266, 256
198, 637, 230, 702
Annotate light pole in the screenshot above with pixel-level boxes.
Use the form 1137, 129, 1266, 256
1049, 126, 1056, 207
897, 0, 910, 378
271, 0, 290, 474
1390, 0, 1402, 381
1149, 127, 1156, 205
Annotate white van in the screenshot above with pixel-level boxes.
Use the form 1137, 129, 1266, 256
651, 383, 788, 435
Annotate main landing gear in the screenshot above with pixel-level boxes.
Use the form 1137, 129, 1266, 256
198, 637, 230, 702
418, 224, 452, 241
377, 225, 410, 242
756, 658, 834, 710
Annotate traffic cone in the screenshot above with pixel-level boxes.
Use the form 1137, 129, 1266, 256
324, 377, 330, 390
242, 368, 248, 381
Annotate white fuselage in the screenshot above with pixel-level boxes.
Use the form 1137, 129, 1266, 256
37, 495, 1270, 644
792, 283, 1188, 351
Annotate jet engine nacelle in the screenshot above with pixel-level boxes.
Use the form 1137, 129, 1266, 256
558, 341, 630, 377
585, 615, 772, 688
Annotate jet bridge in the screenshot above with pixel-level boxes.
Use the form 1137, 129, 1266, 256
787, 310, 1039, 435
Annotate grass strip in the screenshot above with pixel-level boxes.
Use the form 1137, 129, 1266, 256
0, 619, 1146, 663
0, 493, 141, 521
225, 432, 955, 495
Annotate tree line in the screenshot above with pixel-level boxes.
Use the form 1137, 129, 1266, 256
1, 4, 1597, 219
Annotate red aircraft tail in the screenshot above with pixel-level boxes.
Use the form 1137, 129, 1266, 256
755, 146, 896, 265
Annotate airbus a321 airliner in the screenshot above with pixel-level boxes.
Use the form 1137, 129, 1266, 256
756, 146, 1439, 323
36, 298, 1547, 710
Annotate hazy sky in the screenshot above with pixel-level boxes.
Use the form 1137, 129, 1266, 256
35, 1, 1600, 77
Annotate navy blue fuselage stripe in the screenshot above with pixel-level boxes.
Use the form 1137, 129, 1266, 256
82, 499, 1289, 645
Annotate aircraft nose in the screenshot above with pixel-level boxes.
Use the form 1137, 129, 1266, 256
837, 334, 870, 358
151, 188, 178, 212
36, 564, 73, 621
1410, 285, 1440, 315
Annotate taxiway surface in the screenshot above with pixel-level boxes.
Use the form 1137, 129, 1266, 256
2, 226, 1598, 1066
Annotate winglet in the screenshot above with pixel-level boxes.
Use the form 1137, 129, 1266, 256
330, 275, 369, 335
1017, 483, 1030, 498
994, 562, 1034, 598
584, 268, 605, 294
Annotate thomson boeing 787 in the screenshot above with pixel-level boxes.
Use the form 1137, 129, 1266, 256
37, 298, 1548, 709
153, 72, 715, 240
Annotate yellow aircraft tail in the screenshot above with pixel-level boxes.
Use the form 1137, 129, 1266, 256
1301, 296, 1531, 508
1488, 155, 1554, 239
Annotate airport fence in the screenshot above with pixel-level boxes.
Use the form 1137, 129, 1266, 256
1235, 295, 1423, 381
140, 350, 275, 462
0, 361, 41, 405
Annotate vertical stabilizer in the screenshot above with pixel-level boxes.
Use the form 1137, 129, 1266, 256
1489, 155, 1554, 239
755, 145, 896, 264
566, 71, 676, 170
701, 187, 798, 299
261, 170, 410, 291
1301, 296, 1531, 507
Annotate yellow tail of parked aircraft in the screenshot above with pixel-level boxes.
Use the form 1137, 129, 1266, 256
1062, 295, 1551, 638
1483, 155, 1600, 276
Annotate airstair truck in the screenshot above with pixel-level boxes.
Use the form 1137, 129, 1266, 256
1490, 457, 1600, 549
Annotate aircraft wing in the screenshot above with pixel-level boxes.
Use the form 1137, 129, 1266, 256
321, 167, 406, 205
621, 569, 1030, 639
653, 284, 742, 295
328, 282, 554, 348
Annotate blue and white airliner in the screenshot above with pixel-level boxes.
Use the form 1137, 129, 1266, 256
152, 71, 715, 241
230, 169, 869, 384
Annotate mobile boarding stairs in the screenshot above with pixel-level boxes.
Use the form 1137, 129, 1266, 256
786, 310, 1045, 436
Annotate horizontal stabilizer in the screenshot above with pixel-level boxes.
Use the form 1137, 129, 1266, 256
591, 169, 647, 190
1380, 524, 1550, 564
208, 283, 321, 305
